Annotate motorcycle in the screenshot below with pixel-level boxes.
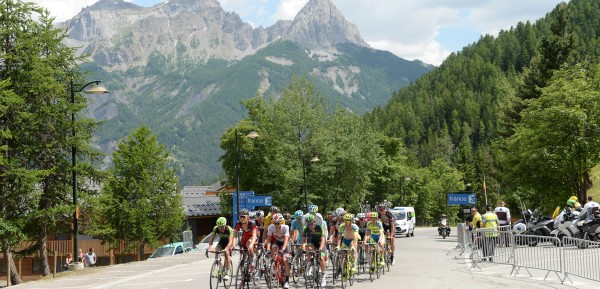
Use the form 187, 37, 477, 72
550, 207, 580, 246
438, 218, 451, 239
573, 209, 600, 249
512, 208, 555, 246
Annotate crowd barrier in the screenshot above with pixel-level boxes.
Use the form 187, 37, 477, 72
455, 225, 600, 284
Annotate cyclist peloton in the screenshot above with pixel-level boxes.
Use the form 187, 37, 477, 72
363, 212, 385, 267
378, 203, 396, 265
208, 217, 235, 281
234, 209, 258, 259
302, 214, 327, 287
265, 213, 292, 289
337, 213, 360, 273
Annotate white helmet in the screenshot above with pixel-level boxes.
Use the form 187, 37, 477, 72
512, 223, 526, 234
335, 207, 345, 216
356, 213, 366, 219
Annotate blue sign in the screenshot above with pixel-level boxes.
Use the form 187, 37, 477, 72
447, 193, 477, 206
246, 196, 273, 207
232, 191, 254, 227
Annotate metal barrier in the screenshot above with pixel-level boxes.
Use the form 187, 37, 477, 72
562, 237, 600, 282
511, 235, 564, 282
455, 226, 600, 284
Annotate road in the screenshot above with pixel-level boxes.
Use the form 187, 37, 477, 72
8, 227, 599, 289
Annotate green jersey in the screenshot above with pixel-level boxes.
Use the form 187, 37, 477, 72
366, 221, 383, 235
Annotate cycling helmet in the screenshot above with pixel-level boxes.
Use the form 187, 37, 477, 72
343, 214, 353, 221
255, 210, 265, 218
239, 208, 249, 216
294, 210, 304, 219
335, 207, 345, 216
249, 211, 256, 219
272, 213, 284, 223
270, 206, 280, 213
356, 213, 366, 219
216, 217, 227, 226
305, 214, 316, 223
441, 214, 446, 218
369, 212, 378, 218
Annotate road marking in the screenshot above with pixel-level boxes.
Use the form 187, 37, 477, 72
112, 278, 193, 286
89, 263, 190, 289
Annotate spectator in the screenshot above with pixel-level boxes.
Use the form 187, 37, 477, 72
494, 201, 511, 227
481, 205, 499, 262
78, 248, 84, 263
469, 207, 482, 230
583, 196, 600, 217
84, 248, 97, 267
63, 253, 73, 271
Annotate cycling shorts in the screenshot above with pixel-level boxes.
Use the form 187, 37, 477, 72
369, 234, 381, 244
382, 223, 392, 233
216, 238, 230, 251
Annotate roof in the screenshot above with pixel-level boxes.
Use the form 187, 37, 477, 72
181, 186, 222, 217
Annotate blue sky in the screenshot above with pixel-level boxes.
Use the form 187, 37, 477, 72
31, 0, 565, 65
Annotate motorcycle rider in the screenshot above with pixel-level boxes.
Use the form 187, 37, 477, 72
494, 201, 511, 227
438, 214, 450, 236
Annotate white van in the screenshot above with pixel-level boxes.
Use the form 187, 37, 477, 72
391, 207, 415, 237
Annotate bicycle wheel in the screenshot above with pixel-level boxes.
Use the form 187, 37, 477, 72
304, 261, 314, 289
375, 252, 381, 279
223, 259, 233, 289
291, 255, 299, 284
314, 260, 322, 289
210, 261, 220, 289
349, 254, 355, 286
385, 240, 392, 272
368, 249, 374, 282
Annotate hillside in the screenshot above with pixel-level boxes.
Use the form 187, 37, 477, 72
66, 0, 432, 184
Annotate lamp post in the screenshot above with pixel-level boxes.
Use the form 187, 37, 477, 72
302, 155, 320, 211
234, 128, 259, 223
71, 80, 108, 262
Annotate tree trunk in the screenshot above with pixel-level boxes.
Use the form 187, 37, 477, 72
138, 242, 145, 261
38, 229, 50, 276
2, 242, 22, 285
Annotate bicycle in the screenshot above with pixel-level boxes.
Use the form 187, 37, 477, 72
384, 233, 393, 272
206, 249, 233, 289
267, 251, 286, 289
233, 248, 253, 289
303, 249, 322, 289
356, 242, 367, 274
338, 248, 355, 289
253, 243, 271, 287
366, 243, 383, 282
328, 243, 339, 285
290, 244, 306, 285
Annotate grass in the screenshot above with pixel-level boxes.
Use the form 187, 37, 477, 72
589, 164, 600, 200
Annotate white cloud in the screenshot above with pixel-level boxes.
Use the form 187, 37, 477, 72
272, 0, 306, 22
31, 0, 99, 22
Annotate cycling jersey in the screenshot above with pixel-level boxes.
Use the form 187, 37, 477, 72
379, 210, 395, 233
303, 225, 325, 247
366, 221, 383, 243
267, 224, 291, 254
264, 213, 286, 229
290, 219, 304, 245
338, 223, 359, 249
212, 225, 233, 250
357, 220, 368, 239
234, 221, 256, 248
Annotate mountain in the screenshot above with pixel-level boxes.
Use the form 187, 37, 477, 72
63, 0, 433, 184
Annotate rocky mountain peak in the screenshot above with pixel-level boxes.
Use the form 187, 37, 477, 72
86, 0, 141, 11
284, 0, 368, 49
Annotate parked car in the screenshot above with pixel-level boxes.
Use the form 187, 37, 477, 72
195, 234, 220, 251
149, 242, 193, 259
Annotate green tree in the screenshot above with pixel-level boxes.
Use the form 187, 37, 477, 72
0, 0, 96, 278
502, 64, 600, 204
88, 126, 184, 260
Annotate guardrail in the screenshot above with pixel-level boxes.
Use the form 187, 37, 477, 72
456, 225, 600, 284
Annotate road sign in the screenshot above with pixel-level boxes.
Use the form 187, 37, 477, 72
232, 191, 254, 227
246, 195, 273, 207
447, 193, 476, 206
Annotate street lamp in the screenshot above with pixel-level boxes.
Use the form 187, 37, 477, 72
235, 128, 259, 222
302, 155, 320, 211
71, 80, 108, 263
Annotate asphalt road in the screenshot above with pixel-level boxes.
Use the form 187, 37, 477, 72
8, 227, 600, 289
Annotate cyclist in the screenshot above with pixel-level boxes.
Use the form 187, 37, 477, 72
302, 214, 327, 287
378, 203, 396, 265
263, 206, 285, 243
337, 213, 359, 273
265, 213, 291, 289
291, 210, 305, 246
208, 217, 234, 280
234, 209, 257, 259
328, 207, 345, 244
363, 212, 385, 267
255, 210, 265, 245
356, 213, 368, 241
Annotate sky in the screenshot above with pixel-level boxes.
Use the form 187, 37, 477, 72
30, 0, 565, 66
